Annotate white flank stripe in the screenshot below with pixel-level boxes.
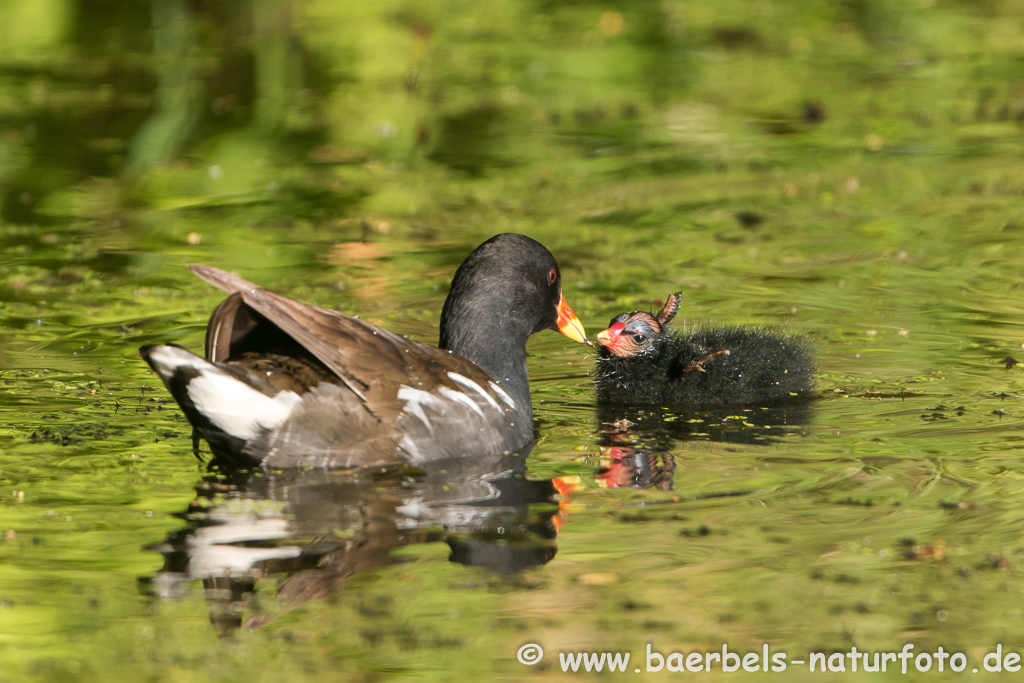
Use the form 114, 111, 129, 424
488, 381, 516, 409
398, 434, 426, 463
437, 386, 486, 417
447, 372, 500, 411
397, 385, 441, 434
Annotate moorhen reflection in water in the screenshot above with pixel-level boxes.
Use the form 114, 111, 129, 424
140, 450, 560, 636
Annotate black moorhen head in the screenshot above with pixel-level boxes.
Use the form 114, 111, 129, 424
594, 292, 814, 407
140, 233, 587, 469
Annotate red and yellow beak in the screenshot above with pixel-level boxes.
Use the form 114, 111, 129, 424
596, 321, 626, 352
555, 295, 588, 345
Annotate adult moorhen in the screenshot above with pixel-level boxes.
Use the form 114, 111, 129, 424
594, 292, 813, 407
140, 234, 587, 469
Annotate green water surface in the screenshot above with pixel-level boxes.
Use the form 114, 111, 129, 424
4, 0, 1024, 680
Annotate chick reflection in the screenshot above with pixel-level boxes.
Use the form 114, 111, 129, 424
597, 401, 814, 450
593, 447, 676, 491
560, 402, 816, 496
141, 451, 558, 636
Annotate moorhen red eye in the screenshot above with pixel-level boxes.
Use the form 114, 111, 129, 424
594, 291, 813, 407
140, 234, 588, 469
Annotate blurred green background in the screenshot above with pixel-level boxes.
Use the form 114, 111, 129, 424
5, 0, 1024, 680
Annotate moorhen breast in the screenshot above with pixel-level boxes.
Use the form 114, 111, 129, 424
141, 234, 587, 469
594, 292, 813, 407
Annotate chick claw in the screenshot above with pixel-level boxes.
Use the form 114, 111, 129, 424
682, 349, 731, 373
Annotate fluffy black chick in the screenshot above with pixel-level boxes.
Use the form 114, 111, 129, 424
594, 292, 814, 407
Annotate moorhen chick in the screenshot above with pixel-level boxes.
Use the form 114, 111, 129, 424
594, 292, 813, 407
140, 234, 587, 469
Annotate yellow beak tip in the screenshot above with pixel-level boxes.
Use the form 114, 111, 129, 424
559, 318, 588, 345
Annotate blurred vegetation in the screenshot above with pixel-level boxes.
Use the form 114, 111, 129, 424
5, 0, 1024, 680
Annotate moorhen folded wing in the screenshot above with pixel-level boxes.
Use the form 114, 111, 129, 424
594, 292, 813, 407
141, 234, 587, 469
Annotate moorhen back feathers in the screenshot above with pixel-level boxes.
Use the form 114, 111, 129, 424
141, 234, 587, 469
594, 292, 813, 407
